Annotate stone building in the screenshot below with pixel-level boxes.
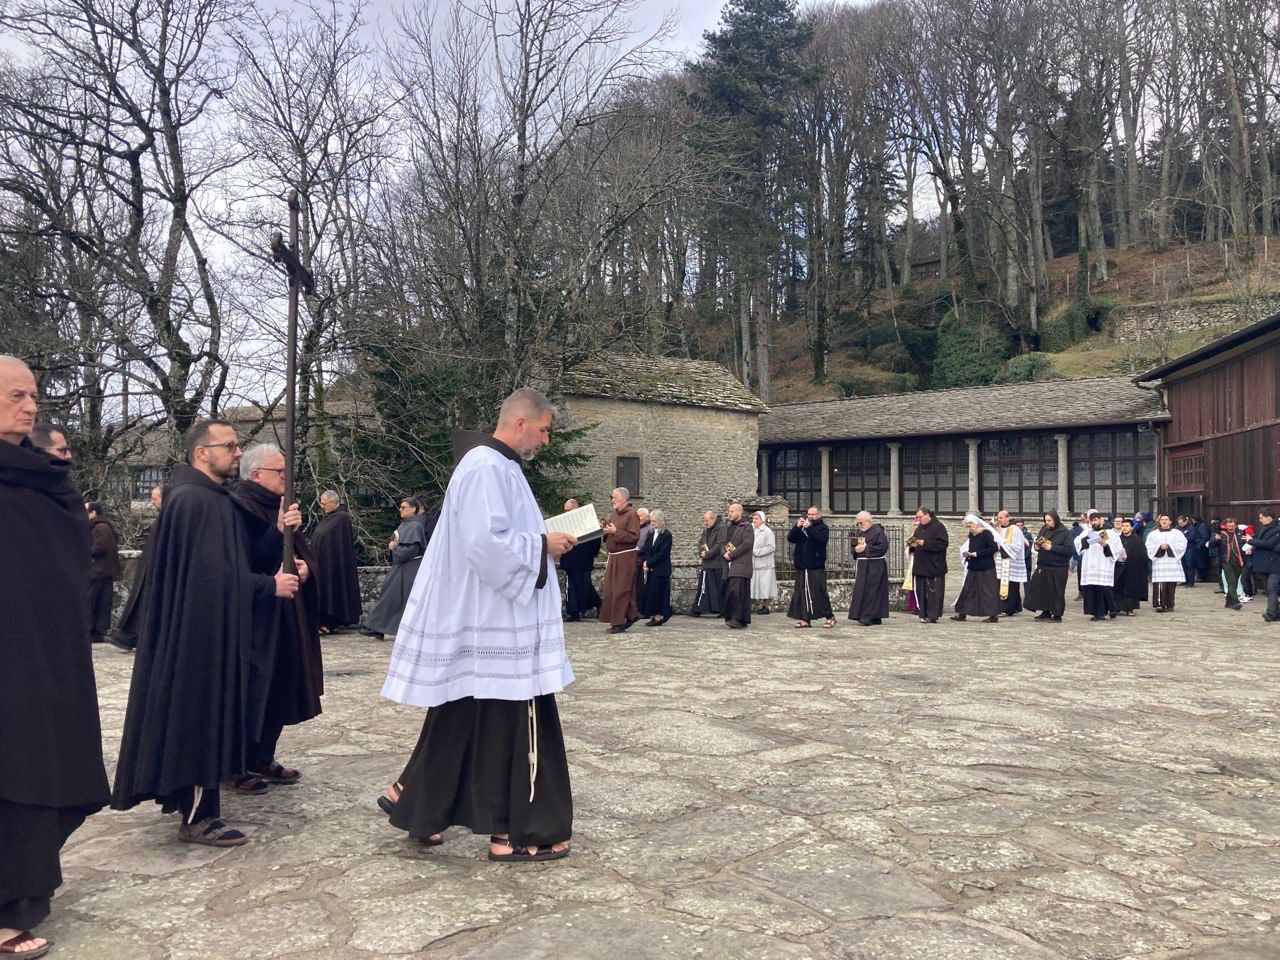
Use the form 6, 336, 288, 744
560, 357, 766, 555
758, 376, 1169, 520
1137, 310, 1280, 519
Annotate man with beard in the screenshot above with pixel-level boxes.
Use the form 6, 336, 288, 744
720, 502, 755, 629
558, 498, 601, 622
108, 485, 165, 653
908, 507, 948, 623
311, 490, 362, 634
691, 509, 726, 616
381, 388, 577, 863
994, 509, 1028, 616
1025, 511, 1073, 621
230, 444, 323, 787
1076, 510, 1126, 621
85, 501, 121, 643
598, 487, 641, 634
1146, 514, 1188, 613
112, 419, 300, 846
787, 506, 834, 628
1112, 516, 1150, 616
0, 356, 109, 959
847, 511, 890, 626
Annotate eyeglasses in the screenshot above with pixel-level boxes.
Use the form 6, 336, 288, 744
257, 467, 286, 475
200, 441, 242, 452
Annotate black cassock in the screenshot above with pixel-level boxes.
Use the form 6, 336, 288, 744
1113, 532, 1151, 612
0, 438, 109, 930
230, 480, 324, 752
310, 504, 363, 629
559, 536, 602, 618
848, 523, 890, 623
111, 485, 172, 650
112, 465, 277, 812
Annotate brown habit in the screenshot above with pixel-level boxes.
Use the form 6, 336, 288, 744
599, 504, 641, 626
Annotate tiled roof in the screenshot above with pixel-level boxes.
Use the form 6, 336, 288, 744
562, 356, 767, 413
760, 376, 1168, 444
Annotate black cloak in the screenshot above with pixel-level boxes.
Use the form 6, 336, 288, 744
230, 480, 324, 732
0, 437, 110, 811
111, 465, 278, 810
848, 522, 890, 622
311, 504, 363, 628
1113, 531, 1151, 602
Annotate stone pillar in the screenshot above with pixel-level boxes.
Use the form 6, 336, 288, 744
819, 445, 833, 514
887, 441, 902, 516
966, 438, 980, 514
1055, 433, 1070, 514
758, 449, 770, 497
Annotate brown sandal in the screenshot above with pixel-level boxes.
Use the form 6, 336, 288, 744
0, 931, 49, 959
487, 835, 568, 863
178, 817, 249, 847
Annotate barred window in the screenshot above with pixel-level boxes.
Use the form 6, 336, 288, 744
767, 447, 821, 512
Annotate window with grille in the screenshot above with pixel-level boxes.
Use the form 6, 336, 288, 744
767, 447, 821, 512
830, 442, 889, 514
615, 456, 641, 498
1069, 429, 1156, 515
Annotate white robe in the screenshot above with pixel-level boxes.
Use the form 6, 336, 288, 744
381, 443, 574, 708
1074, 529, 1127, 587
1146, 528, 1188, 583
750, 525, 778, 599
996, 524, 1028, 585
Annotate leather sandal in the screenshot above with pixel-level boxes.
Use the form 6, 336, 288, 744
487, 835, 568, 863
251, 761, 301, 785
0, 932, 49, 959
178, 817, 249, 847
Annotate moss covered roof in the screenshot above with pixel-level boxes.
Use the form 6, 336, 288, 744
562, 356, 767, 413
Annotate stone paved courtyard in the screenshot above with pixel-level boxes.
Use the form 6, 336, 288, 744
45, 584, 1280, 959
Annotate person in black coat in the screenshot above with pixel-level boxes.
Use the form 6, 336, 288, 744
0, 356, 110, 956
1177, 516, 1199, 586
786, 506, 835, 628
1244, 506, 1280, 621
639, 510, 673, 625
311, 491, 363, 633
952, 515, 1000, 622
908, 507, 948, 623
1112, 517, 1151, 615
847, 512, 890, 626
85, 502, 121, 643
112, 419, 300, 848
558, 499, 602, 622
1025, 511, 1073, 621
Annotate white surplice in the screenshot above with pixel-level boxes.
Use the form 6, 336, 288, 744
381, 440, 573, 708
996, 523, 1028, 585
1145, 528, 1188, 583
1074, 528, 1127, 587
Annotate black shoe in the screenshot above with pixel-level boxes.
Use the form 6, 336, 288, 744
1109, 611, 1118, 619
1051, 615, 1063, 621
758, 607, 771, 615
1263, 613, 1277, 622
1229, 603, 1243, 611
857, 618, 875, 626
1090, 615, 1107, 621
927, 617, 938, 623
727, 621, 746, 629
607, 625, 628, 634
1033, 612, 1051, 621
689, 611, 702, 617
564, 614, 581, 623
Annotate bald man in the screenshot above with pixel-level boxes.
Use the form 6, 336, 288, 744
599, 487, 642, 634
0, 356, 109, 955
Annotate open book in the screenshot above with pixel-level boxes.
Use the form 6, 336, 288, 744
544, 503, 604, 541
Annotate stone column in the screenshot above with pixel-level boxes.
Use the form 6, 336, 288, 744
887, 441, 902, 516
966, 438, 980, 514
1055, 433, 1070, 514
758, 449, 770, 497
818, 445, 833, 514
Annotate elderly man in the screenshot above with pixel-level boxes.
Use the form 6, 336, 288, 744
230, 444, 322, 789
113, 418, 300, 847
559, 498, 601, 622
691, 509, 727, 616
994, 509, 1028, 616
721, 502, 755, 629
599, 487, 641, 634
0, 356, 109, 958
85, 501, 122, 643
381, 388, 577, 863
848, 510, 890, 626
29, 421, 71, 461
311, 489, 362, 634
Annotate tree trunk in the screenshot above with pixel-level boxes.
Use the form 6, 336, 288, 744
753, 273, 772, 403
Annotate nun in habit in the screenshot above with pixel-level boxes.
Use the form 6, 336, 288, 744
952, 514, 1001, 622
363, 497, 428, 639
749, 512, 778, 614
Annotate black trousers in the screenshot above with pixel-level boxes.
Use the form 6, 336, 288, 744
0, 799, 87, 931
1081, 584, 1116, 617
250, 720, 286, 770
1000, 581, 1023, 615
87, 577, 114, 641
913, 575, 944, 621
390, 696, 572, 848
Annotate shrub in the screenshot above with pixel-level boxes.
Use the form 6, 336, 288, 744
931, 315, 1011, 388
870, 341, 913, 372
995, 352, 1058, 384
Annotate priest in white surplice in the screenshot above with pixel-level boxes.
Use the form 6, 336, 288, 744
995, 509, 1028, 616
1146, 513, 1188, 613
1074, 510, 1127, 621
380, 388, 578, 863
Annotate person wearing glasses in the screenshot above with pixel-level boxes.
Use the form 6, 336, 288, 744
112, 418, 301, 848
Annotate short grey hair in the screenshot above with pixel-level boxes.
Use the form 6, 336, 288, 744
855, 510, 873, 522
498, 387, 556, 426
650, 509, 666, 525
636, 506, 650, 519
240, 442, 283, 479
613, 487, 629, 500
320, 489, 340, 504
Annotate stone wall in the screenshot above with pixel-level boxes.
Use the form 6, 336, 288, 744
1112, 293, 1280, 342
561, 395, 761, 558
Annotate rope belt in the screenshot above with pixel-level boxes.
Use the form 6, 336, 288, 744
607, 548, 639, 557
527, 699, 539, 803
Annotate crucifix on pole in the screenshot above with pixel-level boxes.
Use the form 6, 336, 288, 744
270, 188, 316, 572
